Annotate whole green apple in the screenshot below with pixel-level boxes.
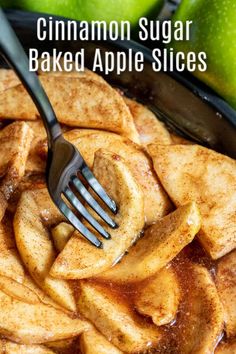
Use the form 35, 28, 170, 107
171, 0, 236, 109
1, 0, 164, 27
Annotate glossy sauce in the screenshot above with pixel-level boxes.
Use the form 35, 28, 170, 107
78, 241, 220, 354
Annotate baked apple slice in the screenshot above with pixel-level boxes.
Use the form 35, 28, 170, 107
0, 122, 33, 221
173, 264, 224, 353
80, 327, 122, 354
98, 202, 201, 283
0, 286, 89, 344
134, 266, 180, 326
22, 274, 67, 312
65, 129, 172, 225
51, 222, 74, 252
0, 275, 40, 304
50, 149, 144, 279
14, 189, 76, 312
0, 220, 24, 283
216, 249, 236, 338
148, 144, 236, 259
77, 280, 161, 353
25, 120, 47, 174
0, 76, 139, 142
125, 97, 172, 146
0, 68, 19, 92
0, 340, 55, 354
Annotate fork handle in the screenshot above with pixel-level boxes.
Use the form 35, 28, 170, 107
0, 8, 62, 147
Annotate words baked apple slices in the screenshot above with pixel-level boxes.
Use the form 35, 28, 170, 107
14, 189, 76, 312
0, 122, 33, 222
134, 266, 180, 326
0, 220, 24, 283
65, 129, 172, 225
50, 149, 144, 279
77, 281, 161, 353
125, 97, 172, 146
216, 249, 236, 338
80, 327, 122, 354
0, 76, 139, 142
148, 144, 236, 259
98, 202, 201, 283
0, 286, 89, 344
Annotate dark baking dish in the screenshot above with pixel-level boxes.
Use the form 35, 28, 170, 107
2, 9, 236, 158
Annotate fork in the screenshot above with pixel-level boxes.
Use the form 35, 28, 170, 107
0, 8, 118, 248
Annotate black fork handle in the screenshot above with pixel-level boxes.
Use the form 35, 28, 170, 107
0, 8, 62, 147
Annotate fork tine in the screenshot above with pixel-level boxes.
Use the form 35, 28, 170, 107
81, 165, 118, 214
71, 176, 118, 229
58, 199, 102, 248
64, 187, 111, 240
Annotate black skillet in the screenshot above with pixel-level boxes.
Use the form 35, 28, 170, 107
2, 9, 236, 158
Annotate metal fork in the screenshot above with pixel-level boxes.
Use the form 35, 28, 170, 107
0, 9, 118, 248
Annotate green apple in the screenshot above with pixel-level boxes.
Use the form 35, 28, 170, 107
1, 0, 164, 27
171, 0, 236, 109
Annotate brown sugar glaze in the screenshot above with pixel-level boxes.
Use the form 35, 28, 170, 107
79, 240, 222, 354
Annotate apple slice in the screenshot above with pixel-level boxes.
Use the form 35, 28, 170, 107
174, 264, 224, 353
80, 327, 122, 354
50, 149, 144, 279
7, 174, 46, 215
0, 122, 33, 221
148, 144, 236, 259
25, 121, 72, 174
1, 340, 56, 354
22, 274, 67, 312
14, 189, 76, 312
0, 287, 89, 344
125, 97, 172, 146
77, 281, 161, 353
36, 127, 171, 224
0, 275, 40, 305
0, 68, 19, 92
25, 120, 47, 174
65, 129, 172, 225
98, 202, 201, 283
216, 249, 236, 338
0, 219, 24, 283
51, 222, 74, 252
134, 266, 180, 326
0, 76, 138, 142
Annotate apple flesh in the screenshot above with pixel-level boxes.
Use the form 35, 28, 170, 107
171, 0, 236, 109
